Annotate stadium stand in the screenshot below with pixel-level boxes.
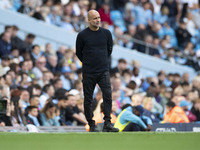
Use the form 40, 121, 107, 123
0, 0, 200, 132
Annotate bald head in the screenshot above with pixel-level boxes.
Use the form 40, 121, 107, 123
88, 10, 99, 20
87, 10, 101, 31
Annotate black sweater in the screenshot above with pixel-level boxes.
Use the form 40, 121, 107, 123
76, 27, 113, 74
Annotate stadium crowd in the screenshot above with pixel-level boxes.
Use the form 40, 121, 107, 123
1, 0, 200, 71
0, 0, 200, 131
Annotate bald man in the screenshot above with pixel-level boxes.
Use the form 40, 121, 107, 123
76, 10, 118, 132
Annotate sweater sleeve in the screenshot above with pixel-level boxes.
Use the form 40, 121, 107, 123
107, 30, 113, 57
75, 33, 84, 62
125, 111, 147, 129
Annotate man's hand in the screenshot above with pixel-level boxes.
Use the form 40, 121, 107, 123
145, 125, 152, 131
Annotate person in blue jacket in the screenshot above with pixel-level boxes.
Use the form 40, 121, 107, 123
114, 104, 152, 132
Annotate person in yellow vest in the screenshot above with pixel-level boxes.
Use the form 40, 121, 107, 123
163, 101, 190, 123
114, 104, 152, 132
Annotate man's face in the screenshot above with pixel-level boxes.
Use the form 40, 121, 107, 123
60, 100, 69, 108
88, 11, 101, 28
30, 108, 38, 117
20, 91, 30, 101
31, 97, 40, 107
132, 108, 140, 116
68, 95, 76, 107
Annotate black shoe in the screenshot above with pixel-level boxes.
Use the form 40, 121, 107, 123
89, 127, 99, 132
102, 124, 119, 132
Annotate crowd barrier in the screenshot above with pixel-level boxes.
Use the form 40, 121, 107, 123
0, 123, 200, 132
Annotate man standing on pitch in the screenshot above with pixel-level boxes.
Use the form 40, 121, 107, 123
76, 10, 119, 132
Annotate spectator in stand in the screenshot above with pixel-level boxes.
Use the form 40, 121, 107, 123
163, 101, 189, 123
21, 33, 35, 53
110, 58, 127, 76
0, 55, 11, 76
134, 1, 153, 26
26, 106, 40, 126
10, 25, 24, 52
57, 95, 71, 125
39, 83, 55, 109
46, 54, 60, 74
64, 94, 87, 126
40, 101, 60, 126
175, 20, 192, 49
143, 97, 160, 123
53, 79, 63, 91
56, 45, 67, 62
32, 56, 47, 80
191, 99, 200, 121
161, 0, 178, 29
29, 95, 40, 107
43, 43, 54, 58
31, 45, 44, 63
19, 89, 30, 112
0, 31, 12, 57
0, 97, 12, 126
179, 100, 196, 122
37, 70, 53, 88
98, 2, 113, 25
46, 5, 62, 26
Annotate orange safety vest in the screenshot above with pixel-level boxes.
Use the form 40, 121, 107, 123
163, 106, 190, 123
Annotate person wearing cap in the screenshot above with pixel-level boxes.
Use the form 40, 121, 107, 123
76, 10, 118, 132
179, 100, 196, 122
114, 104, 152, 132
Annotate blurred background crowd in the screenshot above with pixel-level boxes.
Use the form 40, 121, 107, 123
0, 0, 200, 130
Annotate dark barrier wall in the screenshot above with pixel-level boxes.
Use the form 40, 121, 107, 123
152, 123, 200, 132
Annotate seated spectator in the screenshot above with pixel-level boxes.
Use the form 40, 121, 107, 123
38, 70, 53, 87
163, 101, 190, 123
20, 33, 35, 53
143, 97, 160, 123
153, 6, 169, 25
19, 89, 30, 112
0, 97, 12, 126
0, 55, 11, 76
32, 56, 47, 80
10, 25, 24, 52
31, 45, 44, 63
27, 84, 42, 97
46, 54, 61, 74
26, 106, 40, 127
30, 95, 40, 107
0, 31, 12, 57
134, 2, 153, 26
191, 99, 200, 121
110, 58, 127, 76
179, 100, 196, 122
64, 94, 87, 125
46, 5, 62, 26
39, 83, 55, 109
134, 34, 160, 56
40, 101, 60, 126
98, 2, 113, 25
114, 104, 152, 132
57, 95, 71, 125
175, 20, 192, 49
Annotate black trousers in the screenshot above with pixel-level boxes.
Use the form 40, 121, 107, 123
82, 71, 112, 127
123, 122, 145, 132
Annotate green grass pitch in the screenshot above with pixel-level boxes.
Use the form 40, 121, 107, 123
0, 132, 200, 150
